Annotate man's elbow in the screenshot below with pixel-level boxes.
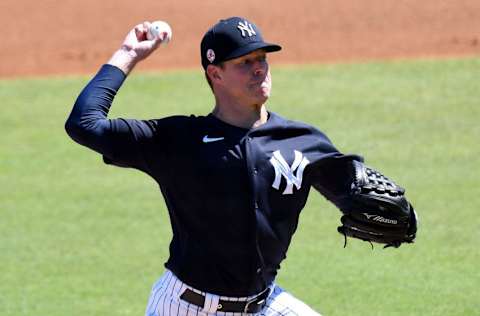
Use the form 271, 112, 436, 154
64, 113, 110, 153
65, 116, 82, 143
64, 115, 95, 146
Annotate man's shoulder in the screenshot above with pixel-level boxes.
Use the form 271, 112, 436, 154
146, 114, 218, 145
148, 114, 209, 131
267, 112, 326, 135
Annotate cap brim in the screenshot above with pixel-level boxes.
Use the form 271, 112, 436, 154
223, 42, 282, 62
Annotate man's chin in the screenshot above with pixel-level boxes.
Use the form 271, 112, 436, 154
257, 95, 269, 106
248, 86, 270, 104
249, 94, 268, 108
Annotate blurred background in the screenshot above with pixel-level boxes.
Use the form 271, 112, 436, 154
1, 0, 479, 77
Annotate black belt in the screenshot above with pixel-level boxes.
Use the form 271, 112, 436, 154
180, 287, 271, 313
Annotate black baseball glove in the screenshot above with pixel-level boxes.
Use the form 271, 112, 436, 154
337, 160, 418, 248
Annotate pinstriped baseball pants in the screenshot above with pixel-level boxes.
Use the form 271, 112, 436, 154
145, 270, 321, 316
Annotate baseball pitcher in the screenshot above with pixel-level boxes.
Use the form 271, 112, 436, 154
65, 17, 417, 316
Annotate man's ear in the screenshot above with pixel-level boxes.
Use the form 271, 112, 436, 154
206, 64, 222, 84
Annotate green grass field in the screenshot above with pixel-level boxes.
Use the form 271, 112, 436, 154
1, 57, 479, 316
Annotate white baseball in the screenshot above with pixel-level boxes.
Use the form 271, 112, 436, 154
147, 21, 172, 44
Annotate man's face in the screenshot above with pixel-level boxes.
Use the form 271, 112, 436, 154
216, 49, 271, 106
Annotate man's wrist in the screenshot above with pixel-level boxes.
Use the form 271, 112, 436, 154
107, 46, 138, 75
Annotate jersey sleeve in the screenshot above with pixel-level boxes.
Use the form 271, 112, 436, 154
65, 64, 161, 172
302, 125, 364, 211
309, 153, 364, 211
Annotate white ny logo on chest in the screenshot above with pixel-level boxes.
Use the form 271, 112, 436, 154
237, 20, 256, 37
269, 150, 310, 195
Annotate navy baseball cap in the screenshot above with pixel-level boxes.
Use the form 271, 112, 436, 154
201, 17, 282, 70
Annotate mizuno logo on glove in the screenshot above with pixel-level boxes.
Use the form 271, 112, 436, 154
362, 213, 398, 225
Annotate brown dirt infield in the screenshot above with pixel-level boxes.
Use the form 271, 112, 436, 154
1, 0, 479, 78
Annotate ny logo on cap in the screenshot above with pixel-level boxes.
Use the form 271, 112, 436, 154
237, 20, 256, 37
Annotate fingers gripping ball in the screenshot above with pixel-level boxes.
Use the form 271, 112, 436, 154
147, 21, 172, 44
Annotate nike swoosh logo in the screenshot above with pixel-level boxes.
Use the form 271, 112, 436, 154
202, 135, 225, 143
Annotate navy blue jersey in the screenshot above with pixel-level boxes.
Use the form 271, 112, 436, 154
66, 64, 362, 296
